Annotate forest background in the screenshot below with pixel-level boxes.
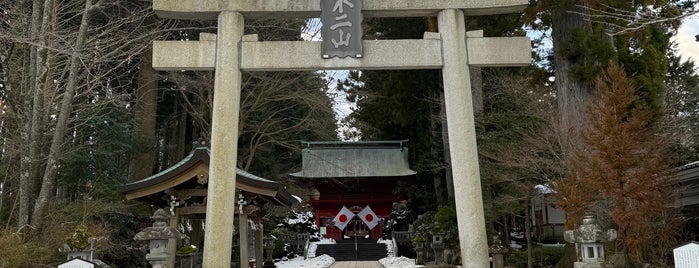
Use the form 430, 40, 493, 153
0, 0, 698, 267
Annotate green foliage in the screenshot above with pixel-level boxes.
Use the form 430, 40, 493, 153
59, 98, 133, 201
617, 26, 672, 117
506, 246, 565, 268
434, 201, 459, 248
177, 244, 198, 254
64, 224, 93, 250
567, 28, 615, 83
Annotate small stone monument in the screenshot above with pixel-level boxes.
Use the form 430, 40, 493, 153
60, 224, 109, 267
432, 232, 445, 264
413, 235, 427, 265
489, 233, 508, 268
673, 241, 699, 268
134, 209, 180, 268
564, 215, 616, 268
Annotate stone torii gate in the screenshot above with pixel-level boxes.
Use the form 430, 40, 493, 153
150, 1, 531, 267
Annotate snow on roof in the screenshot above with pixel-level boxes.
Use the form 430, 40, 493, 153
535, 184, 554, 194
679, 161, 699, 171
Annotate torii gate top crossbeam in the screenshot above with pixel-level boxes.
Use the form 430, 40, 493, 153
154, 0, 528, 20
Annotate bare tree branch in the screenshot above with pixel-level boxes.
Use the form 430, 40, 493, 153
571, 3, 697, 36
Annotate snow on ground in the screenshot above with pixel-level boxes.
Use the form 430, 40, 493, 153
274, 238, 426, 268
275, 255, 424, 268
275, 254, 336, 268
379, 256, 425, 268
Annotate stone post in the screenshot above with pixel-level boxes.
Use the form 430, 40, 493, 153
203, 10, 244, 268
239, 206, 249, 267
489, 234, 508, 268
432, 233, 445, 264
255, 218, 264, 268
414, 239, 427, 265
438, 8, 489, 268
263, 236, 277, 268
167, 210, 178, 268
134, 209, 180, 268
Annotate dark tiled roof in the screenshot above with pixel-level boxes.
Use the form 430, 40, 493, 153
121, 140, 298, 207
290, 140, 416, 178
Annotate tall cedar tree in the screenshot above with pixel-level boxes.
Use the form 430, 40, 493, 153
524, 0, 691, 155
556, 62, 678, 262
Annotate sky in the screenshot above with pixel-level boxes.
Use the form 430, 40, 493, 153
675, 16, 699, 63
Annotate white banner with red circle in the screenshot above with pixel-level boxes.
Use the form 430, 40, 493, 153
332, 206, 354, 230
358, 205, 380, 230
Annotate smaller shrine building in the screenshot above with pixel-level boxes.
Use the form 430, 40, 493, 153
121, 139, 299, 268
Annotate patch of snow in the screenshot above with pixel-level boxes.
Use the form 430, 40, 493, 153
379, 256, 425, 268
275, 254, 335, 268
276, 239, 435, 268
511, 240, 523, 249
377, 238, 395, 257
534, 242, 565, 247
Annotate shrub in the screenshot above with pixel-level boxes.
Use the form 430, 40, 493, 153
506, 246, 565, 268
0, 229, 58, 267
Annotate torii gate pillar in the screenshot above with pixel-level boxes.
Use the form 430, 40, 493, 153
439, 9, 489, 267
203, 11, 244, 268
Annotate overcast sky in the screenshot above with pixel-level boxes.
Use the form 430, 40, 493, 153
675, 16, 699, 63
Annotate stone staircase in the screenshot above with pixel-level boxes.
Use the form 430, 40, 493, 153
315, 238, 388, 261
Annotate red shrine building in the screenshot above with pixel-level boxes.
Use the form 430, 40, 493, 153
291, 141, 416, 240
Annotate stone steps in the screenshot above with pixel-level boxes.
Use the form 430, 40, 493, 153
316, 239, 388, 261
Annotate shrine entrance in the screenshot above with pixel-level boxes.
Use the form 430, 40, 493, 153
346, 217, 369, 238
292, 141, 415, 241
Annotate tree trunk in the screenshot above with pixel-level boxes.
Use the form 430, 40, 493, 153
439, 91, 454, 198
525, 199, 533, 268
18, 0, 47, 230
128, 49, 158, 182
551, 1, 594, 156
431, 93, 445, 204
31, 0, 94, 228
427, 17, 455, 200
470, 66, 483, 116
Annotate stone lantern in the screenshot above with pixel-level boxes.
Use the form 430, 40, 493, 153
489, 233, 508, 268
412, 235, 427, 265
431, 232, 445, 264
134, 209, 180, 268
564, 215, 616, 268
262, 236, 277, 268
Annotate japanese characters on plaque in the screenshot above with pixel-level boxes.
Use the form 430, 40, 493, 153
320, 0, 363, 58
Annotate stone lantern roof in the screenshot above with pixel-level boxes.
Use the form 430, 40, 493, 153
564, 215, 617, 244
134, 209, 180, 241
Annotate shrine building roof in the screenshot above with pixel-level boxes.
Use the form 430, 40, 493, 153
676, 161, 699, 207
289, 140, 417, 178
120, 139, 298, 208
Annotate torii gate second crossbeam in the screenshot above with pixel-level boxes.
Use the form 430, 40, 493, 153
151, 1, 531, 267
